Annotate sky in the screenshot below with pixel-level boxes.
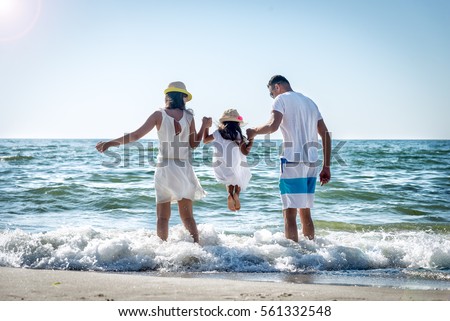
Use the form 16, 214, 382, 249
1, 0, 449, 140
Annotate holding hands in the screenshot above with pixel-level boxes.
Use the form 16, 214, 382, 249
202, 117, 212, 128
246, 128, 256, 141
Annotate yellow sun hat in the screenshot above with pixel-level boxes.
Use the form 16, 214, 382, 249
164, 81, 192, 101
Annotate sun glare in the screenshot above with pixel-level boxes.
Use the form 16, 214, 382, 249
0, 0, 18, 18
0, 0, 41, 41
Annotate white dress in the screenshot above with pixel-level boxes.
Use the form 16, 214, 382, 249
154, 109, 206, 203
211, 130, 252, 191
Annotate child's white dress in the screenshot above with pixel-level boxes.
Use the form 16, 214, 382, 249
211, 130, 252, 190
154, 109, 206, 203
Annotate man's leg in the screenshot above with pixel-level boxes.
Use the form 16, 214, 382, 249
156, 202, 171, 241
284, 208, 299, 242
299, 208, 314, 240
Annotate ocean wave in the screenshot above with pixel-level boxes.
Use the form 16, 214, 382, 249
1, 225, 449, 277
0, 155, 34, 162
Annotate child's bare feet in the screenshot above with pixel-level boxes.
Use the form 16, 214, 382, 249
233, 185, 241, 210
232, 194, 240, 211
227, 194, 236, 211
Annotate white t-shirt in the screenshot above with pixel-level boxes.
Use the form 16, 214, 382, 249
272, 91, 323, 163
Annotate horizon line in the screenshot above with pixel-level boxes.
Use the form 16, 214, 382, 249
1, 137, 449, 141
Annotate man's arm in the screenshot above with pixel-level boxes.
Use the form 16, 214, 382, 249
247, 110, 283, 140
318, 119, 331, 185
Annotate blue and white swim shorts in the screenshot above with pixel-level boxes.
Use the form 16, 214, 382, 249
279, 158, 319, 209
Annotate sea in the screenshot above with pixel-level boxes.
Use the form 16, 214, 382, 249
0, 139, 449, 291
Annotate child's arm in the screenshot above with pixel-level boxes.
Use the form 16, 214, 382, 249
96, 111, 161, 153
239, 138, 254, 156
189, 117, 212, 148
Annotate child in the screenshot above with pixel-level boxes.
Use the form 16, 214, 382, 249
203, 109, 253, 211
96, 81, 209, 243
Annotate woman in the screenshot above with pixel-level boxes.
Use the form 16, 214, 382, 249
96, 81, 210, 242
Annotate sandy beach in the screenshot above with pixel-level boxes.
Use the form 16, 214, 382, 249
0, 267, 448, 301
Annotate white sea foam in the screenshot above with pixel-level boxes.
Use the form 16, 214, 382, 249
0, 225, 449, 277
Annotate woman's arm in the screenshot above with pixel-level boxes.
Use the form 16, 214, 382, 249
96, 111, 161, 153
203, 118, 214, 144
190, 117, 212, 148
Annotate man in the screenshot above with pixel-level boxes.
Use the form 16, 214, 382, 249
247, 75, 331, 241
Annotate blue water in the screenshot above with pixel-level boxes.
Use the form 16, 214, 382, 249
1, 139, 449, 290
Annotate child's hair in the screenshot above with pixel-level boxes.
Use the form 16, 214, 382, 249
219, 121, 246, 143
166, 92, 193, 115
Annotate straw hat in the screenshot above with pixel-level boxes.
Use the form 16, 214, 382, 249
164, 81, 192, 101
219, 108, 245, 125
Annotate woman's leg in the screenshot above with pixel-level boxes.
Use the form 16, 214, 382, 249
156, 202, 171, 241
177, 198, 199, 243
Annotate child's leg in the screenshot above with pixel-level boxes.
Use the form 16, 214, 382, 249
227, 185, 236, 211
157, 202, 171, 241
233, 185, 241, 210
177, 198, 199, 243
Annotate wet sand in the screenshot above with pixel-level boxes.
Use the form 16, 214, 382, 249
1, 267, 448, 301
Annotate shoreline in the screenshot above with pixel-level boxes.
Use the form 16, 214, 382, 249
0, 267, 448, 301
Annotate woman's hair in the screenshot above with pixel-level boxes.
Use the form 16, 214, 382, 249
166, 92, 193, 114
218, 121, 246, 143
